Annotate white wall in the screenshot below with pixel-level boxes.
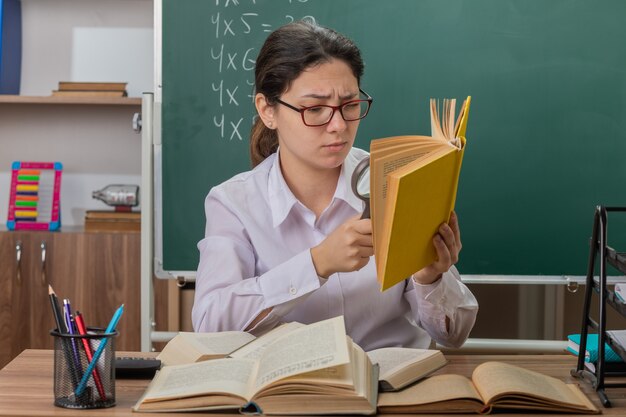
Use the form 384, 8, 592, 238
20, 0, 153, 96
0, 0, 153, 226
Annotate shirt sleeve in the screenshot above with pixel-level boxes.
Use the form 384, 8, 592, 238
403, 265, 478, 348
192, 192, 323, 336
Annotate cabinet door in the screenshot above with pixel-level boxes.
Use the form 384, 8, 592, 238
27, 233, 57, 349
46, 232, 141, 351
0, 232, 38, 368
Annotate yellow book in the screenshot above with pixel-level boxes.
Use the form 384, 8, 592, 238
377, 361, 599, 414
370, 97, 470, 291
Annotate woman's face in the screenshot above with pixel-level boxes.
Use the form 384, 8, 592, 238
272, 59, 361, 176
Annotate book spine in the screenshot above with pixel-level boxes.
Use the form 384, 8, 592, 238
447, 142, 466, 218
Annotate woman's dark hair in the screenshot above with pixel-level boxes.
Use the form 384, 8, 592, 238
250, 21, 364, 167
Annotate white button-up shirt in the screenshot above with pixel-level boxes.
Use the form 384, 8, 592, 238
193, 147, 478, 350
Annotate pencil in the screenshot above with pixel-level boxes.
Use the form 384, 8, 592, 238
48, 285, 80, 388
48, 285, 67, 334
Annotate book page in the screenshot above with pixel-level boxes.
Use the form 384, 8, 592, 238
140, 358, 258, 403
158, 331, 256, 366
258, 340, 355, 396
253, 316, 351, 391
472, 361, 591, 407
230, 321, 304, 360
366, 347, 440, 381
378, 374, 482, 407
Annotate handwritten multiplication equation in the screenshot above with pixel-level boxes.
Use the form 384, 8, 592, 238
210, 0, 317, 141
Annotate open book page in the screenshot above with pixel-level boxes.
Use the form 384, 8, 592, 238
138, 358, 258, 405
366, 347, 446, 389
253, 339, 377, 416
377, 374, 483, 413
257, 337, 356, 397
431, 98, 465, 148
230, 321, 304, 360
472, 361, 597, 411
253, 316, 351, 392
157, 331, 256, 366
431, 98, 458, 141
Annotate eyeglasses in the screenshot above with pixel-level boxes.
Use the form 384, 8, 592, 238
275, 88, 373, 127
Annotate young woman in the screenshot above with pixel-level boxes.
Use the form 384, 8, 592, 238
192, 21, 478, 350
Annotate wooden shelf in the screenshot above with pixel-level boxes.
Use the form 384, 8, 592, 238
0, 95, 141, 106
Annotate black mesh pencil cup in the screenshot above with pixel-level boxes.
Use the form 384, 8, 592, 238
51, 328, 118, 409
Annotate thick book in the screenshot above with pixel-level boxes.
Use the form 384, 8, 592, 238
157, 322, 303, 366
57, 81, 128, 91
51, 90, 127, 98
133, 316, 378, 415
370, 97, 471, 290
366, 347, 446, 391
377, 361, 599, 414
567, 333, 623, 363
84, 210, 140, 232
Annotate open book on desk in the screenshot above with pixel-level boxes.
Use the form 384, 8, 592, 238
371, 97, 471, 291
366, 347, 446, 391
134, 316, 378, 414
157, 322, 303, 366
378, 361, 599, 414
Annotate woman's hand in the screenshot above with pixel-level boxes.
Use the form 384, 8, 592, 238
311, 216, 373, 278
412, 211, 462, 285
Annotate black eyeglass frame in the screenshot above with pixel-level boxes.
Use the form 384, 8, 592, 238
274, 88, 373, 127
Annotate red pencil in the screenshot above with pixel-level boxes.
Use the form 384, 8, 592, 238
74, 311, 107, 401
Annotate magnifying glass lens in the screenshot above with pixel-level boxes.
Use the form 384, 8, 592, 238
356, 167, 370, 198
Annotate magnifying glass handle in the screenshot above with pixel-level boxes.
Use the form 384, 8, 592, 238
361, 201, 370, 220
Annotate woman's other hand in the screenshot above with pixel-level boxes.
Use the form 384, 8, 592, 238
412, 211, 462, 285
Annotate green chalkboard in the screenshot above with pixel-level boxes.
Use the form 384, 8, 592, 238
161, 0, 626, 275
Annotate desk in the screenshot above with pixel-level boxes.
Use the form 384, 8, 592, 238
1, 350, 626, 416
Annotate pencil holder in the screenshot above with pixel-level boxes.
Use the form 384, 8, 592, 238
50, 328, 118, 409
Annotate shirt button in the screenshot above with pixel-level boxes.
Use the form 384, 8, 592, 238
289, 286, 297, 295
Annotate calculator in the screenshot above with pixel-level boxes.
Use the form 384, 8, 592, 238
115, 357, 161, 379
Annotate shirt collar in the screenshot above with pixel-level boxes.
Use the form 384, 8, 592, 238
267, 147, 367, 228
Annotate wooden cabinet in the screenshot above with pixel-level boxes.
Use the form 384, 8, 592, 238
0, 230, 142, 368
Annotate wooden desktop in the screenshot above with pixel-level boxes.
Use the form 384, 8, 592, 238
1, 349, 625, 416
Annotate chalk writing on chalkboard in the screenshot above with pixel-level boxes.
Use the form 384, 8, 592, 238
209, 1, 317, 141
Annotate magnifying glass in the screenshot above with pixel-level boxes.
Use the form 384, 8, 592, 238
351, 156, 370, 219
